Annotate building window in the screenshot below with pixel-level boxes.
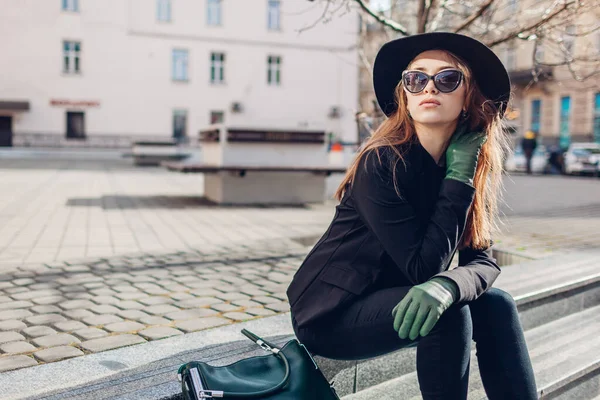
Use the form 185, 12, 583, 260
62, 0, 79, 12
207, 0, 222, 26
594, 93, 600, 144
172, 49, 189, 82
267, 55, 281, 86
63, 41, 81, 74
559, 96, 571, 149
530, 99, 541, 134
210, 111, 224, 124
66, 111, 85, 139
268, 0, 281, 30
157, 0, 171, 22
173, 110, 188, 142
210, 52, 225, 84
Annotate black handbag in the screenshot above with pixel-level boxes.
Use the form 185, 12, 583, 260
178, 329, 340, 399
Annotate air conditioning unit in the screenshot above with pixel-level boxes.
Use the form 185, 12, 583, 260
328, 106, 341, 119
231, 102, 243, 113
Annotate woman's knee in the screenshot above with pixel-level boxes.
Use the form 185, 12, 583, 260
476, 287, 518, 315
432, 302, 472, 334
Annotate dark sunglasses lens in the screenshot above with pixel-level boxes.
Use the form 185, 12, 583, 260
403, 72, 428, 93
435, 70, 461, 92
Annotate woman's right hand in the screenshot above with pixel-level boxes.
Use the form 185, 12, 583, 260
445, 123, 487, 187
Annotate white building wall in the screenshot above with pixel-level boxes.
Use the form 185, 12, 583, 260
0, 0, 359, 147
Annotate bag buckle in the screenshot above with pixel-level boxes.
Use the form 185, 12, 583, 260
197, 390, 224, 398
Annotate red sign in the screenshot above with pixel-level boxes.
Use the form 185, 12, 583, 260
50, 99, 100, 107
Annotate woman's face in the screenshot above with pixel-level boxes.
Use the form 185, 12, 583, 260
403, 50, 467, 126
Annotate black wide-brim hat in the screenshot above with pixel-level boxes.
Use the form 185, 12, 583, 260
373, 32, 511, 117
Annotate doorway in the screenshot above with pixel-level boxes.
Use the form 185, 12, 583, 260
0, 116, 12, 147
66, 111, 86, 139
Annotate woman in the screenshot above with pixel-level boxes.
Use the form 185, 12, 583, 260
286, 33, 538, 399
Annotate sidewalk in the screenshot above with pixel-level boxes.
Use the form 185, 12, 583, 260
0, 156, 599, 398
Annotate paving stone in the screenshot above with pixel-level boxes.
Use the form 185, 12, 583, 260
161, 284, 190, 292
222, 312, 256, 321
80, 334, 146, 352
113, 285, 143, 293
25, 313, 67, 325
116, 309, 150, 320
210, 303, 242, 313
0, 331, 26, 344
31, 295, 65, 305
174, 317, 231, 333
0, 355, 38, 372
0, 295, 11, 303
0, 341, 37, 354
239, 287, 270, 296
64, 292, 94, 300
12, 278, 35, 286
231, 299, 264, 308
264, 302, 290, 312
139, 316, 171, 325
0, 283, 14, 290
113, 300, 144, 310
34, 346, 84, 362
22, 326, 57, 338
268, 292, 288, 301
63, 309, 95, 320
252, 296, 277, 305
90, 288, 118, 296
266, 272, 292, 283
0, 309, 33, 321
0, 300, 34, 311
33, 333, 81, 347
83, 282, 106, 289
169, 292, 196, 301
165, 309, 219, 321
245, 308, 278, 317
90, 305, 121, 314
104, 321, 146, 333
12, 290, 61, 300
0, 320, 27, 332
179, 297, 222, 308
59, 299, 96, 310
144, 304, 180, 316
83, 314, 124, 326
137, 297, 173, 306
30, 305, 62, 314
73, 328, 108, 340
53, 320, 87, 332
115, 292, 149, 301
188, 288, 225, 297
138, 327, 183, 340
140, 286, 171, 295
91, 295, 121, 305
4, 287, 28, 295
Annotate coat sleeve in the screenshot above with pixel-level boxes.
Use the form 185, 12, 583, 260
351, 149, 476, 285
432, 244, 501, 303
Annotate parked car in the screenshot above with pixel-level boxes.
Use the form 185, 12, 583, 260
505, 144, 548, 174
563, 143, 600, 176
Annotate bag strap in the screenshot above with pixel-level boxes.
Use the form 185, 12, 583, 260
187, 329, 291, 398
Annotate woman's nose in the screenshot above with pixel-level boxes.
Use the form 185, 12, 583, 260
424, 78, 438, 94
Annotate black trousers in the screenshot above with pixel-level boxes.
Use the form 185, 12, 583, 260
292, 286, 538, 400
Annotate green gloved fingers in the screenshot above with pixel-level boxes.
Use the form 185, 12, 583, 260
445, 123, 488, 187
392, 278, 458, 341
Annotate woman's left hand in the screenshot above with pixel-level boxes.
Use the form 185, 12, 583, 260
392, 278, 458, 340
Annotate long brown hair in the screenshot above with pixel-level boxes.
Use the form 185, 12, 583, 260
335, 51, 512, 250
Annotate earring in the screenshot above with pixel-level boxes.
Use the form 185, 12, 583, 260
461, 110, 468, 119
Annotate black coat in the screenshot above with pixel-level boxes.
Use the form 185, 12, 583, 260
286, 140, 501, 328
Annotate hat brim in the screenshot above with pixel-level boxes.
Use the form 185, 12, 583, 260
373, 32, 511, 117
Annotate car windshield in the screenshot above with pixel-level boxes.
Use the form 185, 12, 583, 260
573, 147, 600, 156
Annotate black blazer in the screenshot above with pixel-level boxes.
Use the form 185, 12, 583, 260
287, 140, 501, 328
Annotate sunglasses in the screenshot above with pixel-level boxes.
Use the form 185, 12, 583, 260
401, 69, 464, 94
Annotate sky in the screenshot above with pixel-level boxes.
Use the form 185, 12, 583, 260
368, 0, 391, 12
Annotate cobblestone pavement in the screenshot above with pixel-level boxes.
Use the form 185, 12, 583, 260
0, 237, 309, 372
0, 154, 599, 372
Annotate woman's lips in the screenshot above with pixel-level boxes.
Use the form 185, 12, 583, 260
420, 102, 440, 108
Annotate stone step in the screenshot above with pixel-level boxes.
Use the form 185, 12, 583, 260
342, 304, 600, 400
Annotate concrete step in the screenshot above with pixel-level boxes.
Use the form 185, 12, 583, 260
342, 304, 600, 400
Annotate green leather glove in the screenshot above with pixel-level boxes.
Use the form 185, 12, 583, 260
445, 123, 488, 187
392, 277, 459, 340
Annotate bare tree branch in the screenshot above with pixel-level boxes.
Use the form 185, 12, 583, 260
420, 0, 437, 33
485, 1, 575, 47
454, 0, 496, 34
352, 0, 410, 35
